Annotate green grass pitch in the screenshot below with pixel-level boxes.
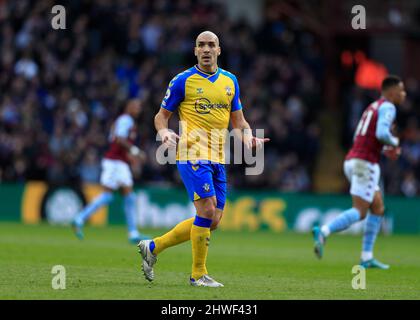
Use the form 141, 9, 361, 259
1, 222, 419, 299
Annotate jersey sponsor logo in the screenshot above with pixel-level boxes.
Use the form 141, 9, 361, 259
194, 98, 229, 114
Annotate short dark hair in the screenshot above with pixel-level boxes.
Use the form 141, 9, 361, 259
381, 75, 402, 91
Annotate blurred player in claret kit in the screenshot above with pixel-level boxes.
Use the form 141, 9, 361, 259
137, 31, 269, 287
72, 98, 149, 244
312, 76, 406, 269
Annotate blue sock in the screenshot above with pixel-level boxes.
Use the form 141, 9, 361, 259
193, 215, 212, 228
75, 192, 113, 225
361, 213, 382, 261
124, 192, 139, 237
324, 208, 361, 235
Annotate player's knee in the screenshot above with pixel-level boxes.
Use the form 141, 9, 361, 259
196, 198, 217, 219
373, 205, 385, 216
210, 217, 221, 231
352, 197, 370, 219
210, 220, 218, 231
201, 206, 216, 219
353, 206, 368, 219
120, 186, 133, 196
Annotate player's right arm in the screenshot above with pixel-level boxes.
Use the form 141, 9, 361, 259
375, 102, 399, 147
154, 108, 179, 148
154, 74, 186, 147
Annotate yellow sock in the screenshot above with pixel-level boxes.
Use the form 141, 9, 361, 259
153, 217, 194, 255
190, 223, 211, 280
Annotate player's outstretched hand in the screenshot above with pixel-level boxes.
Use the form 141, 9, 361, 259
245, 136, 270, 150
160, 129, 180, 148
129, 146, 146, 161
130, 145, 141, 156
383, 145, 401, 161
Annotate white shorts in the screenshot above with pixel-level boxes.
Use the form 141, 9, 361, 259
344, 158, 380, 203
100, 159, 133, 190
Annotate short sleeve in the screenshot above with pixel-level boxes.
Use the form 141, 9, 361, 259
376, 101, 398, 146
231, 75, 242, 112
160, 74, 186, 112
378, 102, 396, 125
114, 115, 134, 138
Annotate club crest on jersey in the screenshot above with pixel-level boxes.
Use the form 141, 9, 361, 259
202, 183, 210, 192
225, 86, 232, 96
196, 88, 203, 94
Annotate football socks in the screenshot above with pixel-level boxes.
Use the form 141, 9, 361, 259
123, 192, 139, 236
322, 207, 361, 236
361, 213, 383, 261
190, 215, 212, 280
152, 217, 194, 254
75, 191, 114, 225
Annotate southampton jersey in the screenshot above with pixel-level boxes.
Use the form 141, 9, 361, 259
346, 98, 395, 163
104, 114, 137, 163
161, 65, 242, 163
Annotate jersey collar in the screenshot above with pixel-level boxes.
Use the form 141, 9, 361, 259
194, 65, 220, 82
379, 96, 391, 104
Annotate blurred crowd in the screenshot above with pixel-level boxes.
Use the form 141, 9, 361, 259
342, 80, 420, 197
0, 0, 323, 192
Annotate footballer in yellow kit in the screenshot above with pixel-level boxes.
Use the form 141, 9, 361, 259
164, 63, 241, 164
137, 31, 269, 287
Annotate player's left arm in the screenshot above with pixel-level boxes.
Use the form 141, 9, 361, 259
376, 102, 401, 160
376, 102, 399, 147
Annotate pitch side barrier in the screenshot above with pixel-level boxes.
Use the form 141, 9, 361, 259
1, 182, 419, 234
